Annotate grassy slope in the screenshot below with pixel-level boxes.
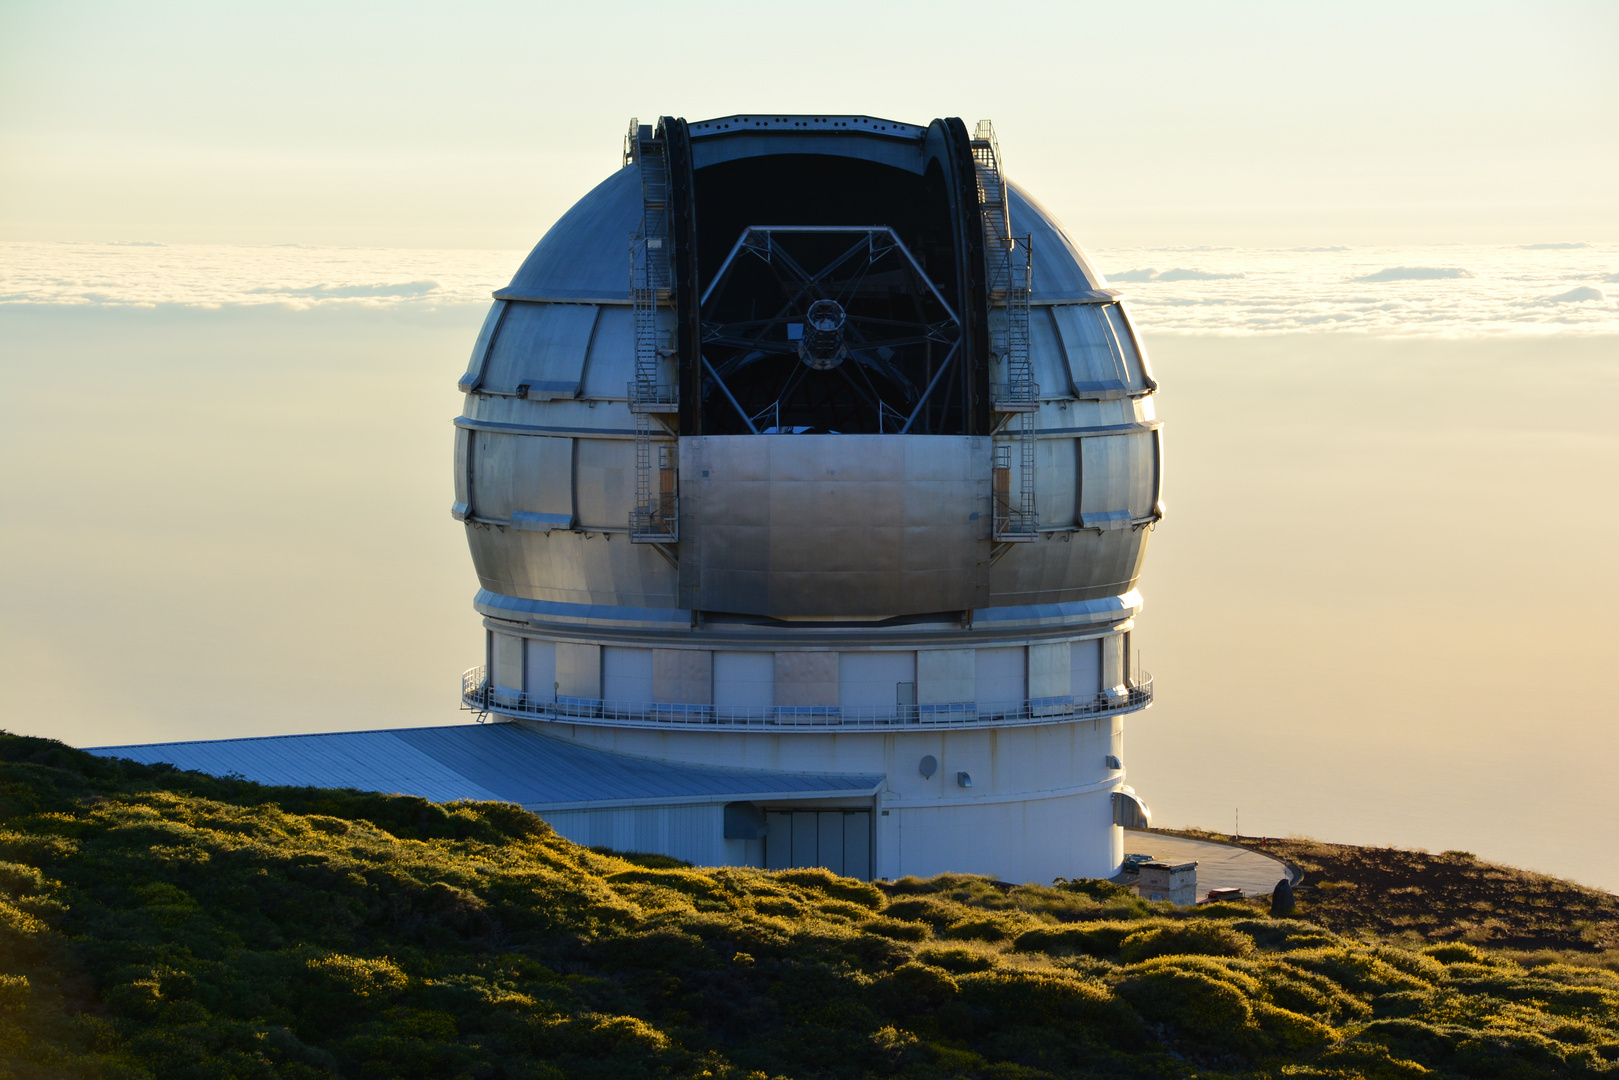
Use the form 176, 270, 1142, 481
1162, 830, 1619, 957
0, 734, 1615, 1080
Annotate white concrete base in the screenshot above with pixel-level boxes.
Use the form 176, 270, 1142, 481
885, 788, 1123, 883
521, 714, 1132, 885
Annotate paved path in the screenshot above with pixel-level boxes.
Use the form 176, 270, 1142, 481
1122, 829, 1296, 901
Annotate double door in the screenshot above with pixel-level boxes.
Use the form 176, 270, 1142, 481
764, 810, 872, 880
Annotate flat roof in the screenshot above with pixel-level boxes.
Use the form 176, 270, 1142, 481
89, 722, 883, 811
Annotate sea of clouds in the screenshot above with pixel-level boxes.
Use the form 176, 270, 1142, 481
2, 239, 1614, 337
1093, 243, 1617, 336
0, 242, 513, 310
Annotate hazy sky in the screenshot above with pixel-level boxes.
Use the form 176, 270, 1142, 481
2, 1, 1617, 886
2, 0, 1616, 249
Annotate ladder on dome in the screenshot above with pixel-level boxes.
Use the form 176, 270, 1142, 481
972, 120, 1036, 543
627, 119, 679, 545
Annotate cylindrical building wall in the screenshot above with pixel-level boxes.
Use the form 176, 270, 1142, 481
456, 115, 1160, 884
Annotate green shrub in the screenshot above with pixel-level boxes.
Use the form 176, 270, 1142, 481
603, 866, 727, 902
1314, 1040, 1432, 1079
1117, 922, 1257, 962
1253, 1001, 1337, 1050
942, 914, 1022, 942
1190, 899, 1263, 919
1372, 988, 1438, 1019
1115, 966, 1257, 1049
859, 916, 930, 941
1255, 962, 1372, 1023
1013, 919, 1149, 957
1007, 881, 1152, 924
1422, 941, 1489, 965
1367, 944, 1445, 984
916, 946, 997, 973
305, 953, 408, 998
878, 961, 960, 1012
2, 731, 1615, 1080
0, 862, 46, 898
1227, 917, 1343, 951
1286, 947, 1435, 995
881, 873, 1010, 905
588, 846, 685, 868
958, 968, 1142, 1044
881, 895, 971, 929
774, 866, 885, 907
1050, 877, 1136, 901
1120, 954, 1263, 998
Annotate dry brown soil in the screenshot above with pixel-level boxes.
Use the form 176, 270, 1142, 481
1164, 828, 1619, 957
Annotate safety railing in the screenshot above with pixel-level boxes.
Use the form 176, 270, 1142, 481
626, 382, 680, 414
988, 382, 1040, 413
461, 666, 1152, 732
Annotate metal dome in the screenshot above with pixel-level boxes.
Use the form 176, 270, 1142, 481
497, 163, 1115, 306
453, 115, 1161, 885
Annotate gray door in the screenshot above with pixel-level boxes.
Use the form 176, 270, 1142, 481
761, 810, 872, 880
764, 812, 793, 871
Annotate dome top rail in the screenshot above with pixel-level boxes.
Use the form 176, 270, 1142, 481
688, 115, 927, 140
462, 667, 1152, 733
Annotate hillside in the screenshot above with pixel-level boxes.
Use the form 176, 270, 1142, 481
1166, 830, 1619, 956
1, 732, 1615, 1079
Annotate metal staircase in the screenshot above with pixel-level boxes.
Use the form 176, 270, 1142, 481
973, 120, 1036, 542
627, 120, 679, 543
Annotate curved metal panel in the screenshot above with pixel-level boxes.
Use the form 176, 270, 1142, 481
466, 527, 680, 607
1115, 300, 1158, 391
474, 588, 689, 629
1035, 436, 1078, 527
1007, 181, 1110, 302
480, 302, 601, 399
1112, 789, 1152, 828
451, 426, 472, 521
1079, 430, 1157, 528
678, 434, 992, 618
457, 300, 507, 392
468, 431, 574, 528
578, 305, 635, 398
1051, 302, 1148, 397
987, 528, 1150, 606
1028, 305, 1075, 398
504, 166, 643, 302
573, 437, 635, 530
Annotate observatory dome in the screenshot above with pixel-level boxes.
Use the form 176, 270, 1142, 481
455, 116, 1160, 885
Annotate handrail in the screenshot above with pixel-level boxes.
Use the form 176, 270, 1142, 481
461, 666, 1152, 732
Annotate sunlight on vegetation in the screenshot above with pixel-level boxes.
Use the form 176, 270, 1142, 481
1, 733, 1615, 1078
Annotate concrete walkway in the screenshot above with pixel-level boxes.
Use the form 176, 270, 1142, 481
1122, 829, 1296, 902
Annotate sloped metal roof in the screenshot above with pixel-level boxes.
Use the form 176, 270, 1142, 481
1007, 181, 1113, 302
500, 166, 643, 303
89, 722, 883, 811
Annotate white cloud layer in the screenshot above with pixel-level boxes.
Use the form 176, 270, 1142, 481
1109, 268, 1246, 283
1352, 266, 1474, 283
1548, 286, 1606, 303
1090, 243, 1618, 336
0, 242, 517, 310
1, 241, 1615, 337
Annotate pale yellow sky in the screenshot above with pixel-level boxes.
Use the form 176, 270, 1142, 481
2, 0, 1616, 249
2, 1, 1617, 888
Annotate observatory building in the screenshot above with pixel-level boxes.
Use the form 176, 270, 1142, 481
454, 115, 1161, 883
